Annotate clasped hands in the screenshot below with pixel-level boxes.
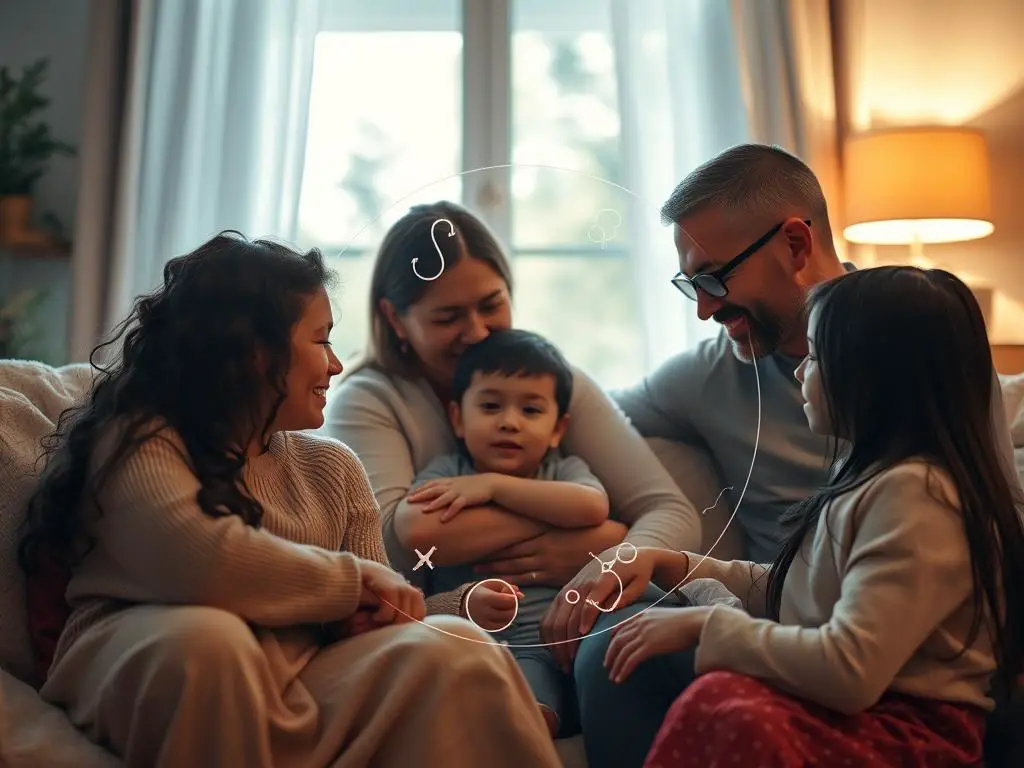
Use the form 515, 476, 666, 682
331, 559, 426, 639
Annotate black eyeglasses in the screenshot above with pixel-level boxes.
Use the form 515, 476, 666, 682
671, 219, 811, 300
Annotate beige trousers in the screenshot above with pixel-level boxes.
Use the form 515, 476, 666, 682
41, 604, 562, 768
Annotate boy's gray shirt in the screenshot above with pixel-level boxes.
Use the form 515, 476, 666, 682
411, 452, 607, 628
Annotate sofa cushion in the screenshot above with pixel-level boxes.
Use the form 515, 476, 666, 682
644, 436, 745, 561
0, 668, 121, 767
0, 360, 94, 686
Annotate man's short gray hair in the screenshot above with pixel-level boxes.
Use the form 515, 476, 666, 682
660, 143, 832, 234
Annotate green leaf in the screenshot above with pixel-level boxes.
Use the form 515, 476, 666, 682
0, 57, 76, 195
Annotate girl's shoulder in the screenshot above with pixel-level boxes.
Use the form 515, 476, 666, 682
845, 459, 961, 521
866, 459, 957, 496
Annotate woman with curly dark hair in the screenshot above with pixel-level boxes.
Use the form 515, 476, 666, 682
18, 231, 561, 768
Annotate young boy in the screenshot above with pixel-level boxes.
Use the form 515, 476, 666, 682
403, 329, 609, 738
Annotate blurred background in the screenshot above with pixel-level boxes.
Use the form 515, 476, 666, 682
2, 0, 1023, 385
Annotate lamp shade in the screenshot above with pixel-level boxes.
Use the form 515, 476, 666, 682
843, 128, 994, 245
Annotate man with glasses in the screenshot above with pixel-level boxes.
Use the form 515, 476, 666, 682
572, 143, 851, 768
620, 142, 850, 564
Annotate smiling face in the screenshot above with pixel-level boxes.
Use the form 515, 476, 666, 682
383, 256, 512, 393
273, 287, 343, 432
793, 307, 830, 436
450, 371, 568, 477
673, 207, 812, 361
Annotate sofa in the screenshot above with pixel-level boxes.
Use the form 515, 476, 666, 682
1, 358, 1022, 767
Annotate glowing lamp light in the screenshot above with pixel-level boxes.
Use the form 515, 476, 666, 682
842, 128, 994, 247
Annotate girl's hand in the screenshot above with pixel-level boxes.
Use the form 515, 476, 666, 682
463, 579, 525, 632
406, 474, 498, 521
359, 560, 426, 625
604, 606, 712, 683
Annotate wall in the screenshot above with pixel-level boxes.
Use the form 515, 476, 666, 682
834, 0, 1024, 342
0, 0, 91, 363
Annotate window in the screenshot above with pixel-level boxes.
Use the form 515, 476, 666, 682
297, 0, 666, 387
297, 0, 463, 362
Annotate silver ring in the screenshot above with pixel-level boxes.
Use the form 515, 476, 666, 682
530, 572, 537, 582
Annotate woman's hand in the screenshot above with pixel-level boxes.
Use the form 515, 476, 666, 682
406, 475, 498, 522
604, 606, 712, 683
474, 520, 627, 587
359, 560, 426, 625
463, 579, 525, 632
323, 607, 385, 642
539, 543, 664, 672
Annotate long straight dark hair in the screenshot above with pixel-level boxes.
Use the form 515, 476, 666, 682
764, 266, 1024, 690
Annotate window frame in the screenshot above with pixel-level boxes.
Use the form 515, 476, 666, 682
316, 0, 629, 263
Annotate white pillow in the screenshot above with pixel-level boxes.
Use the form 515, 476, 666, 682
0, 361, 94, 685
643, 437, 745, 561
0, 668, 120, 767
1000, 373, 1024, 447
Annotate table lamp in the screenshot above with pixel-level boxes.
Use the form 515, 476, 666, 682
842, 127, 994, 262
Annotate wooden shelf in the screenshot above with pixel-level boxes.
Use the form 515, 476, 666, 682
0, 239, 71, 259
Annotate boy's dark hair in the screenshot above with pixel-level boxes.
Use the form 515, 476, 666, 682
452, 329, 573, 416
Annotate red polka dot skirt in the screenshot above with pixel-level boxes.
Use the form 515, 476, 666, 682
644, 671, 986, 767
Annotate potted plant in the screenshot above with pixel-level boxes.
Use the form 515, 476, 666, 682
0, 288, 47, 360
0, 58, 75, 243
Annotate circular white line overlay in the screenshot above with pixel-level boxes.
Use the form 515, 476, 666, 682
333, 162, 764, 648
463, 578, 520, 634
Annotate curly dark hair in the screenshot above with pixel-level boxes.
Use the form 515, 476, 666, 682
764, 266, 1024, 691
17, 231, 335, 575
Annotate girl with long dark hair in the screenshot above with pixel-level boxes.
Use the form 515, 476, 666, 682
601, 267, 1024, 766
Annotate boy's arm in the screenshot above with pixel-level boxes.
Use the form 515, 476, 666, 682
394, 454, 552, 566
490, 455, 609, 528
395, 498, 550, 565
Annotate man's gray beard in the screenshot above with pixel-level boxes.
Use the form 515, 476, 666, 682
730, 303, 803, 363
728, 317, 780, 363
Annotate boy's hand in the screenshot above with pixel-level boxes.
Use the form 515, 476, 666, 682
407, 474, 499, 521
464, 579, 525, 632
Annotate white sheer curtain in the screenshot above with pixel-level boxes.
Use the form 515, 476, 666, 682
610, 0, 843, 370
730, 0, 844, 254
105, 0, 324, 325
610, 0, 751, 371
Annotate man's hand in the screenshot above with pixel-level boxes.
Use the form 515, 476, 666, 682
359, 560, 426, 625
539, 545, 662, 672
463, 579, 525, 632
406, 475, 499, 522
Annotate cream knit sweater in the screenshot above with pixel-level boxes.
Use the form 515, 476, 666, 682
692, 460, 1000, 714
53, 426, 462, 669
